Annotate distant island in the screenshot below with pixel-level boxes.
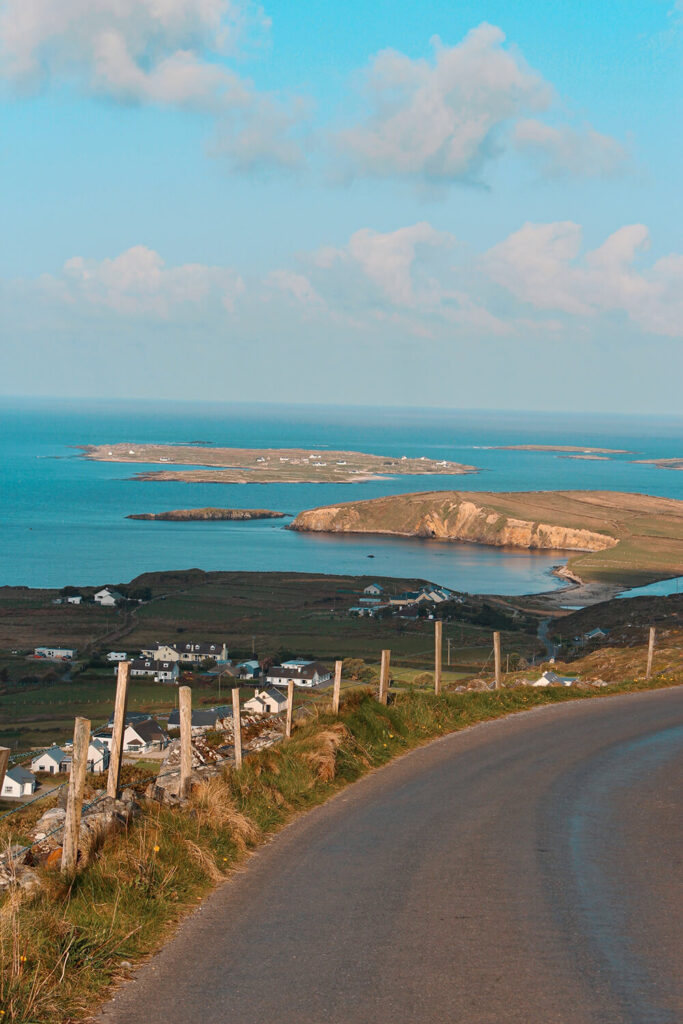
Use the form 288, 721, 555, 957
290, 490, 683, 588
496, 445, 631, 454
82, 443, 479, 484
633, 458, 683, 472
127, 508, 288, 522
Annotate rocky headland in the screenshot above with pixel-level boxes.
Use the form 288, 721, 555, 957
290, 490, 683, 587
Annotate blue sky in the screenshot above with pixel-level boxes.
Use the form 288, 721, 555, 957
0, 0, 681, 411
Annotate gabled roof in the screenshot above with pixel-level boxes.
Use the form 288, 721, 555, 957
129, 719, 166, 742
260, 686, 288, 702
167, 706, 232, 728
35, 745, 68, 764
6, 765, 36, 784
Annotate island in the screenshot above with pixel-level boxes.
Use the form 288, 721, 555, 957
633, 458, 683, 472
81, 444, 479, 483
495, 445, 631, 454
127, 508, 288, 522
289, 490, 683, 588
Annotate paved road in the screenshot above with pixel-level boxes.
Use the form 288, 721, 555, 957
99, 688, 683, 1024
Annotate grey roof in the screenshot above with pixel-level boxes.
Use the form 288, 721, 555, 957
35, 745, 68, 764
170, 641, 226, 656
268, 662, 330, 680
130, 719, 166, 742
105, 711, 154, 728
167, 706, 232, 728
131, 658, 177, 672
261, 686, 288, 701
6, 765, 36, 784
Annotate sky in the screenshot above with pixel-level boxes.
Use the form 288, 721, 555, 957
0, 0, 681, 412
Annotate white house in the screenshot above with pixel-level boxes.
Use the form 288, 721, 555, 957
363, 583, 384, 596
66, 595, 82, 605
266, 662, 332, 688
129, 658, 180, 683
94, 588, 122, 607
123, 719, 168, 753
2, 765, 37, 798
85, 739, 110, 773
31, 746, 69, 774
244, 687, 289, 714
140, 641, 229, 664
532, 670, 576, 688
34, 646, 77, 660
106, 651, 128, 662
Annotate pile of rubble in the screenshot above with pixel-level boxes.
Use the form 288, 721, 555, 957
0, 787, 140, 891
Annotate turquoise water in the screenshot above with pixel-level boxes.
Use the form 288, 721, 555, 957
1, 399, 681, 593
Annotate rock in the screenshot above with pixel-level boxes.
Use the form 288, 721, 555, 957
45, 847, 63, 870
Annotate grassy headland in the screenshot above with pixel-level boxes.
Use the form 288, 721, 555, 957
290, 490, 683, 587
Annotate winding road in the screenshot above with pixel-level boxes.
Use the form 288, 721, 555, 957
99, 688, 683, 1024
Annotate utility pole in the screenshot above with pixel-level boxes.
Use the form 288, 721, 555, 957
447, 637, 452, 666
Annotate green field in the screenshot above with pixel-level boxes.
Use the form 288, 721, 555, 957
0, 570, 542, 749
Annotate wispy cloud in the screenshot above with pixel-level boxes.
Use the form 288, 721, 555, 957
0, 0, 307, 172
48, 245, 245, 317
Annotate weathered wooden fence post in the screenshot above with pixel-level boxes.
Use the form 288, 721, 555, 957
232, 687, 243, 769
0, 746, 10, 797
646, 626, 656, 679
179, 686, 192, 799
379, 649, 390, 705
107, 660, 130, 799
493, 631, 502, 690
434, 620, 443, 696
61, 716, 91, 875
285, 680, 295, 738
332, 660, 342, 715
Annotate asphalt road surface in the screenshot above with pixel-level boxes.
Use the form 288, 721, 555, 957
99, 688, 683, 1024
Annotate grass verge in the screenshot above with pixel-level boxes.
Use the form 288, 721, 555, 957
1, 673, 681, 1023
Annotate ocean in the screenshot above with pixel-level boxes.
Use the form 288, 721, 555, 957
1, 398, 682, 594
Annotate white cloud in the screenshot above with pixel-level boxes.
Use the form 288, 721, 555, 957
58, 245, 245, 316
513, 120, 628, 178
0, 0, 305, 171
483, 222, 683, 336
271, 222, 511, 337
335, 24, 625, 188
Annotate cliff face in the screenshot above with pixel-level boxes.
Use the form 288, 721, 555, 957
290, 496, 618, 553
128, 508, 286, 522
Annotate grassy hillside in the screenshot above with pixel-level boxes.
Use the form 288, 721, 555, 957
291, 490, 683, 586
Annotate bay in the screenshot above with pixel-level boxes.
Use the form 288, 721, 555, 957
1, 398, 681, 593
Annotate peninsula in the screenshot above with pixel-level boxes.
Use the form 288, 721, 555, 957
290, 490, 683, 587
81, 443, 479, 484
127, 508, 287, 522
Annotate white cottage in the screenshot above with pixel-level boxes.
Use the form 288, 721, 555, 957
2, 765, 37, 798
244, 687, 289, 714
31, 746, 69, 774
94, 588, 122, 607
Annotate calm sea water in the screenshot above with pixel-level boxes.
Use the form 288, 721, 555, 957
1, 399, 682, 593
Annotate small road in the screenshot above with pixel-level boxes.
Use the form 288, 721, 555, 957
99, 688, 683, 1024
